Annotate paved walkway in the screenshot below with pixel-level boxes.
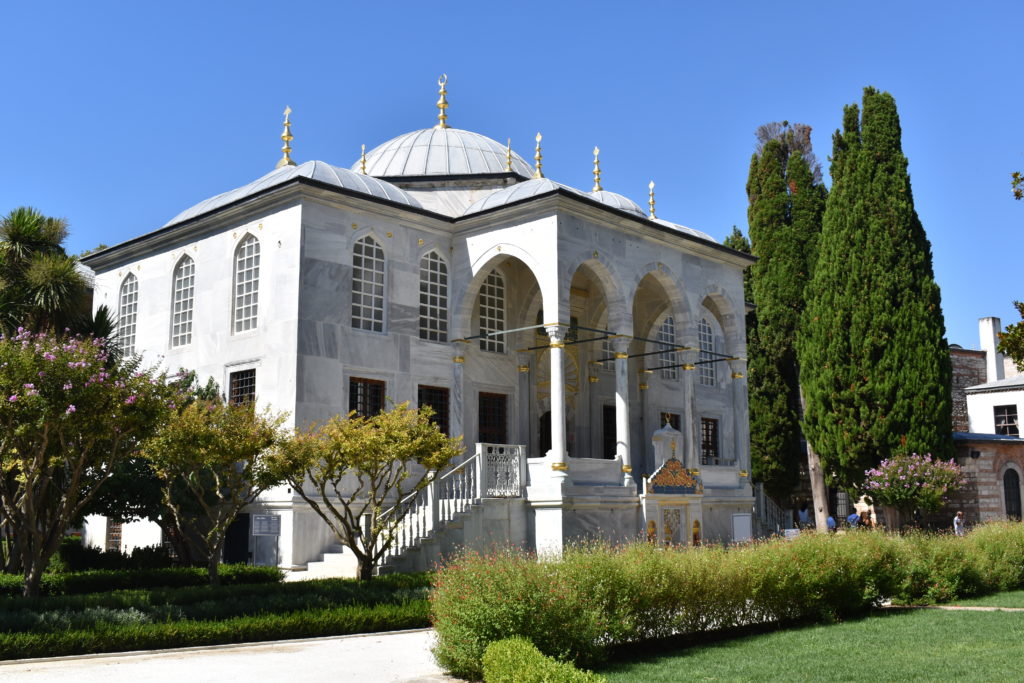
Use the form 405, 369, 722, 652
0, 628, 456, 683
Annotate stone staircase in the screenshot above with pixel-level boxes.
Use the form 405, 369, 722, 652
292, 444, 525, 579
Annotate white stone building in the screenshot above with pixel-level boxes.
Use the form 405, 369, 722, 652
82, 83, 755, 573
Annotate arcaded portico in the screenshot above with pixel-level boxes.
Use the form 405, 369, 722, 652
82, 78, 755, 573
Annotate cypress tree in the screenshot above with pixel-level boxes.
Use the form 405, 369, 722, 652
799, 88, 952, 490
745, 128, 826, 499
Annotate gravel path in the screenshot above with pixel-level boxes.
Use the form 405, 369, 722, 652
0, 628, 457, 683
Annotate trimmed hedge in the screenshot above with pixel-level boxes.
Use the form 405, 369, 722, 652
483, 637, 606, 683
0, 574, 432, 632
0, 601, 429, 660
431, 523, 1024, 679
0, 564, 282, 597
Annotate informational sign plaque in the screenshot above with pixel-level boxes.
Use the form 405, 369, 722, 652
252, 514, 281, 537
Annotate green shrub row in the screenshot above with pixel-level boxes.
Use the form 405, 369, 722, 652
483, 637, 606, 683
0, 600, 430, 660
0, 575, 432, 633
51, 539, 175, 572
0, 564, 282, 597
431, 522, 1024, 679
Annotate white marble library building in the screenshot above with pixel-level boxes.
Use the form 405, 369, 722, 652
82, 81, 756, 573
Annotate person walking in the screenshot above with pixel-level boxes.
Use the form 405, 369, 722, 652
953, 510, 966, 537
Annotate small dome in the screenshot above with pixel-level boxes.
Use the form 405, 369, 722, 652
463, 178, 581, 215
589, 190, 645, 216
653, 218, 717, 243
164, 161, 420, 227
355, 128, 533, 178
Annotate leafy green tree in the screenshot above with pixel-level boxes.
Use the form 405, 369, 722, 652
998, 301, 1024, 371
143, 399, 286, 585
799, 88, 953, 491
269, 403, 463, 581
744, 125, 826, 500
0, 207, 87, 334
722, 226, 752, 302
1012, 171, 1022, 200
0, 330, 175, 596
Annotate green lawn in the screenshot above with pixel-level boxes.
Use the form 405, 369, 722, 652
952, 590, 1024, 608
599, 609, 1024, 682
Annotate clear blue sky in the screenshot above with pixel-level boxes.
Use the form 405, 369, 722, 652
2, 1, 1020, 348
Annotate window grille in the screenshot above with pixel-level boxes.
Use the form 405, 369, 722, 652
350, 377, 385, 417
352, 236, 385, 332
233, 236, 260, 333
995, 405, 1019, 437
417, 385, 450, 435
698, 318, 715, 386
229, 369, 256, 405
418, 252, 448, 341
170, 256, 195, 347
478, 270, 505, 353
701, 417, 720, 465
118, 273, 139, 356
658, 316, 678, 380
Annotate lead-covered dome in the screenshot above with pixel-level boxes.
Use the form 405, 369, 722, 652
354, 128, 534, 178
653, 218, 717, 243
463, 178, 581, 215
589, 190, 645, 217
164, 161, 420, 227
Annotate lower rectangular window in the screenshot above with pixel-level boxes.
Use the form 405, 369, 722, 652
995, 405, 1019, 437
701, 418, 720, 466
350, 377, 386, 417
229, 369, 256, 405
417, 385, 450, 436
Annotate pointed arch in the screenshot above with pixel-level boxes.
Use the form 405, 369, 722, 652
418, 250, 448, 342
117, 273, 139, 356
232, 234, 260, 333
170, 255, 195, 347
352, 234, 386, 332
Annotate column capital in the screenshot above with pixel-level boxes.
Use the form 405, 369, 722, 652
545, 324, 568, 345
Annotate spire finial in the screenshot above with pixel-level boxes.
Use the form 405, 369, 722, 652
592, 146, 602, 192
533, 132, 544, 179
359, 144, 367, 174
435, 74, 450, 129
648, 180, 657, 219
276, 106, 296, 169
506, 138, 513, 172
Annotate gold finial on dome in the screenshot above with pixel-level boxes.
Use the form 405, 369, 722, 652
592, 146, 602, 192
648, 180, 657, 219
435, 74, 450, 129
359, 144, 367, 174
533, 132, 544, 179
506, 138, 514, 172
276, 106, 296, 169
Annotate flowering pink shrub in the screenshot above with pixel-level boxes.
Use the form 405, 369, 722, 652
863, 453, 966, 515
0, 328, 177, 596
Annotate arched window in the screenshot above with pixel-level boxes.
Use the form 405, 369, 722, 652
352, 236, 385, 332
170, 256, 195, 347
657, 316, 678, 380
233, 235, 260, 333
418, 251, 448, 341
478, 270, 505, 352
1005, 469, 1022, 520
698, 318, 715, 386
117, 273, 139, 356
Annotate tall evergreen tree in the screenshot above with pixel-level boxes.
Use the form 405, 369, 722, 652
744, 126, 827, 500
799, 88, 952, 490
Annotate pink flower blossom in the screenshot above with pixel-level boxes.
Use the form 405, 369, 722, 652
66, 405, 76, 414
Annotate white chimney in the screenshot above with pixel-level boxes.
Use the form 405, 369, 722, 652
979, 317, 1005, 383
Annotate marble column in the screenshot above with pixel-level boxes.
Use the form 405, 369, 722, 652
516, 352, 532, 449
545, 324, 569, 478
613, 338, 633, 485
451, 349, 465, 448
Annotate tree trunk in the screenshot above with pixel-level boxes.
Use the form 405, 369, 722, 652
807, 442, 829, 532
207, 542, 222, 586
358, 557, 374, 581
22, 556, 45, 597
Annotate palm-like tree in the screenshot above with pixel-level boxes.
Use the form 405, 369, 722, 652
0, 207, 87, 334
